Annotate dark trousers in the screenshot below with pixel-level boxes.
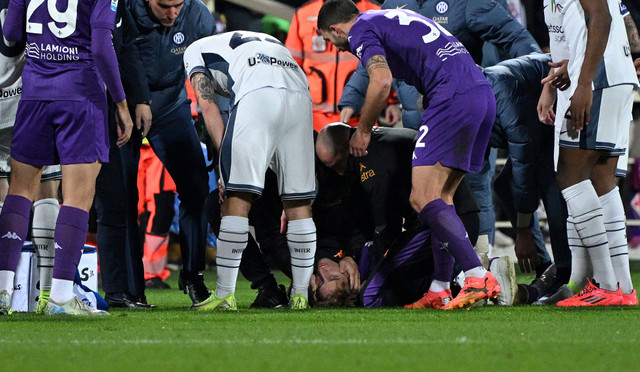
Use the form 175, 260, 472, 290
95, 105, 145, 297
147, 102, 209, 273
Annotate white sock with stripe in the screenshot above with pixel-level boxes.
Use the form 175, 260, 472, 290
287, 218, 316, 298
32, 198, 59, 293
599, 187, 633, 294
566, 215, 591, 293
215, 216, 248, 297
562, 180, 617, 291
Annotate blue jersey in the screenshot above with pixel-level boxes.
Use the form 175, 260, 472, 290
349, 9, 489, 103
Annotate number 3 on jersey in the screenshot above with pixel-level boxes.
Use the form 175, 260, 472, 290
384, 9, 452, 44
26, 0, 77, 38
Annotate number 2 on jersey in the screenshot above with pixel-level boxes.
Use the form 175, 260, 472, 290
383, 9, 452, 44
26, 0, 77, 38
416, 125, 428, 148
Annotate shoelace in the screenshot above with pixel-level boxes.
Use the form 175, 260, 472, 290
577, 281, 599, 297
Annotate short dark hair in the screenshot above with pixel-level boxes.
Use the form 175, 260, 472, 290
317, 0, 360, 31
311, 286, 361, 308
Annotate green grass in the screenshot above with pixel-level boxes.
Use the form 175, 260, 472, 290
2, 265, 640, 371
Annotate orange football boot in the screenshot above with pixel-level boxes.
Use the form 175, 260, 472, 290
405, 289, 452, 309
556, 279, 622, 307
444, 272, 500, 310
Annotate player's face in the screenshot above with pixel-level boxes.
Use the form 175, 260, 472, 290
147, 0, 185, 27
310, 258, 349, 300
319, 28, 350, 52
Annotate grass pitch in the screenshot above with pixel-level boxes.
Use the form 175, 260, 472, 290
2, 264, 640, 371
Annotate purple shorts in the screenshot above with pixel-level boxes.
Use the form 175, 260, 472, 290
413, 85, 495, 172
12, 100, 109, 166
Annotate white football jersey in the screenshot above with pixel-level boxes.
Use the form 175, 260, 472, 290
0, 4, 25, 130
184, 31, 310, 107
544, 0, 638, 95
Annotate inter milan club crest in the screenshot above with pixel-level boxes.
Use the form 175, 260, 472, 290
435, 1, 448, 14
173, 32, 185, 45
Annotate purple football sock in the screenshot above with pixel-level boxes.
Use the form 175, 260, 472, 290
52, 206, 89, 281
431, 234, 454, 282
0, 195, 32, 272
419, 199, 482, 272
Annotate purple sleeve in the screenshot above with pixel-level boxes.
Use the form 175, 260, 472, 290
92, 28, 126, 102
3, 0, 26, 42
91, 0, 117, 30
349, 20, 386, 70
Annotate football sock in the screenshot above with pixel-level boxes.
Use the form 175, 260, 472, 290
431, 234, 454, 285
0, 195, 32, 293
562, 180, 617, 291
419, 199, 483, 272
430, 280, 450, 292
215, 216, 248, 297
464, 266, 487, 279
599, 187, 633, 294
50, 206, 89, 303
32, 198, 59, 294
566, 215, 590, 294
287, 218, 316, 297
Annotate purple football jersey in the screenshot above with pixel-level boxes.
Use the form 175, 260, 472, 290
9, 0, 116, 101
349, 9, 489, 103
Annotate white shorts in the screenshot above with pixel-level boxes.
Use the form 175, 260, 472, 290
219, 87, 315, 200
557, 84, 634, 155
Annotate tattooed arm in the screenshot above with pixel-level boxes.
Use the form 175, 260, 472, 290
350, 55, 393, 157
191, 72, 226, 151
624, 14, 640, 53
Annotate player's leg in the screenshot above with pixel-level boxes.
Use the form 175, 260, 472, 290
0, 160, 43, 314
276, 89, 317, 309
32, 173, 61, 313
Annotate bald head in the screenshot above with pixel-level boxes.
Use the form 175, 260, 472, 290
316, 123, 351, 175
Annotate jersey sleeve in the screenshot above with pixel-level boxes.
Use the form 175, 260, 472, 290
183, 41, 209, 80
3, 0, 26, 42
91, 0, 118, 30
349, 19, 386, 70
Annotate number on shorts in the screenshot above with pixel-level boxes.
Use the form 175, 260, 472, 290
383, 9, 452, 44
416, 125, 428, 148
26, 0, 78, 38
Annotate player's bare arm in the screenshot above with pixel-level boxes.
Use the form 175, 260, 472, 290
571, 0, 611, 130
350, 55, 392, 157
191, 72, 225, 151
624, 14, 640, 53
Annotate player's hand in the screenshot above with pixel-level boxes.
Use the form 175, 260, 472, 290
217, 178, 226, 204
115, 100, 133, 147
384, 104, 402, 126
280, 210, 288, 235
514, 228, 540, 273
541, 60, 570, 91
569, 84, 592, 131
340, 107, 355, 123
537, 85, 556, 125
339, 256, 360, 290
634, 58, 640, 82
135, 103, 152, 138
349, 128, 370, 157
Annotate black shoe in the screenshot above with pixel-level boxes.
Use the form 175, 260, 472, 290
145, 277, 171, 290
250, 284, 288, 308
105, 292, 157, 309
178, 270, 211, 307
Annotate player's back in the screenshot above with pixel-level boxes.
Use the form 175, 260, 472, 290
20, 0, 111, 101
185, 31, 310, 106
349, 9, 488, 100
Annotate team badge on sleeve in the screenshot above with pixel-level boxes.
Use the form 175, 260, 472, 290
620, 1, 628, 16
435, 1, 448, 14
111, 0, 118, 11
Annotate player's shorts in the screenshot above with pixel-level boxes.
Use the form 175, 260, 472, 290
219, 87, 316, 200
12, 99, 109, 166
413, 85, 495, 172
557, 84, 634, 156
0, 149, 61, 181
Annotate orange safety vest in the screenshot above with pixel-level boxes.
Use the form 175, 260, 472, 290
286, 0, 380, 132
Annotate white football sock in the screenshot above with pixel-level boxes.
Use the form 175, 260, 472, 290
599, 187, 633, 294
429, 279, 450, 292
50, 278, 74, 303
0, 270, 14, 293
562, 180, 617, 291
566, 215, 590, 292
215, 216, 248, 297
287, 218, 316, 297
32, 198, 59, 293
464, 266, 487, 278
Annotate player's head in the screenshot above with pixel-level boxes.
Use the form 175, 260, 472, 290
316, 122, 351, 175
317, 0, 360, 52
147, 0, 185, 27
309, 258, 359, 307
